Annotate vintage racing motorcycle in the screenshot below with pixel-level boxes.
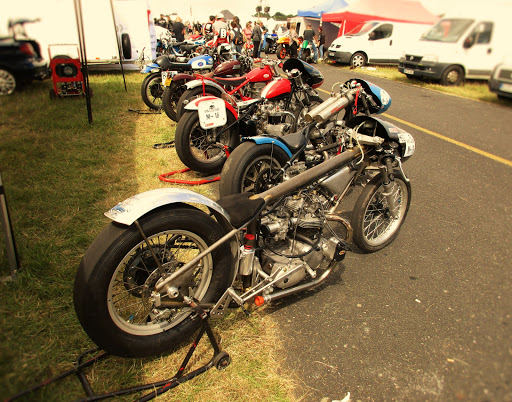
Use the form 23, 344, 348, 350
73, 87, 415, 358
174, 58, 324, 175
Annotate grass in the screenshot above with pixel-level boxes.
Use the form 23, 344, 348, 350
0, 72, 295, 401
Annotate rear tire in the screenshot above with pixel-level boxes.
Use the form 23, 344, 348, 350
0, 68, 16, 95
176, 86, 223, 121
352, 171, 411, 253
175, 110, 239, 175
162, 79, 187, 121
73, 207, 233, 358
276, 45, 286, 60
121, 33, 132, 59
219, 142, 290, 197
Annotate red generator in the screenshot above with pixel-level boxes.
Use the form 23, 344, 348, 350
48, 44, 91, 98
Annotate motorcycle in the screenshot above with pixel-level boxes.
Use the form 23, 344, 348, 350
73, 87, 415, 358
263, 32, 278, 54
140, 53, 215, 110
275, 36, 292, 59
174, 58, 324, 175
218, 79, 394, 198
299, 39, 315, 64
161, 49, 254, 121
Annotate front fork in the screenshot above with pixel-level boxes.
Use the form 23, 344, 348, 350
379, 154, 401, 219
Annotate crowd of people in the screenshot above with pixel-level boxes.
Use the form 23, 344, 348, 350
153, 13, 326, 63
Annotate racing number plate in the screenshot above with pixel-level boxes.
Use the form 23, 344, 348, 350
403, 69, 414, 75
162, 71, 176, 86
198, 98, 227, 130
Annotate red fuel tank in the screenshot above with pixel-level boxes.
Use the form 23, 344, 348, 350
260, 78, 291, 99
246, 66, 274, 83
213, 60, 242, 76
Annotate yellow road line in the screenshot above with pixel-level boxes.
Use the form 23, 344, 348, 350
381, 113, 512, 168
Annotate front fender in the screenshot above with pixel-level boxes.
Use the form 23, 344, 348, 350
185, 79, 226, 94
172, 73, 193, 82
242, 136, 293, 158
105, 188, 232, 227
184, 96, 238, 120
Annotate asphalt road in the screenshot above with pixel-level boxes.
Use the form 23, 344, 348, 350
270, 63, 512, 401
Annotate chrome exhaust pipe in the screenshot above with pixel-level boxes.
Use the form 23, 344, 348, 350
304, 95, 340, 122
314, 94, 353, 124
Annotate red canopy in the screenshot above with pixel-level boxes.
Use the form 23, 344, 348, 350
322, 0, 438, 35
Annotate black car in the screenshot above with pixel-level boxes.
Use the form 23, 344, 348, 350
0, 19, 49, 95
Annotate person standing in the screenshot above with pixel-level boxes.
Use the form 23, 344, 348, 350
172, 17, 186, 42
299, 23, 318, 63
212, 13, 229, 42
251, 21, 263, 59
289, 22, 299, 58
243, 21, 253, 42
203, 15, 215, 39
231, 20, 244, 58
318, 26, 326, 61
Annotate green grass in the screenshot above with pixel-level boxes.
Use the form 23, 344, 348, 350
0, 73, 295, 401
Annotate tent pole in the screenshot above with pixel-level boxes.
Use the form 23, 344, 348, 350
110, 0, 127, 92
74, 0, 93, 124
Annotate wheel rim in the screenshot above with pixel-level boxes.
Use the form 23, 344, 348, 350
351, 55, 365, 68
107, 229, 213, 335
188, 118, 230, 164
446, 69, 460, 85
362, 179, 408, 246
0, 69, 16, 95
240, 154, 283, 193
146, 77, 163, 108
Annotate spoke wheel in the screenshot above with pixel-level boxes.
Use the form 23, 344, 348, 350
141, 72, 163, 110
352, 171, 411, 253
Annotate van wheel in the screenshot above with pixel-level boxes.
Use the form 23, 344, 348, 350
440, 65, 463, 86
350, 52, 367, 68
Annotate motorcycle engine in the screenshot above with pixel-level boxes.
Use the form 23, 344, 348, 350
259, 190, 343, 289
255, 100, 296, 136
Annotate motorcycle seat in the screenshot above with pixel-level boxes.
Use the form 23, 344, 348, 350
277, 130, 309, 153
217, 192, 265, 228
180, 44, 199, 52
214, 76, 247, 87
158, 58, 193, 71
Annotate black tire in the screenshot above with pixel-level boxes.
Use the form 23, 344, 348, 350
440, 65, 464, 86
175, 110, 239, 175
352, 171, 411, 253
162, 79, 187, 121
264, 42, 270, 54
219, 142, 290, 198
176, 86, 223, 122
121, 33, 132, 59
141, 72, 164, 110
73, 207, 233, 358
350, 52, 367, 68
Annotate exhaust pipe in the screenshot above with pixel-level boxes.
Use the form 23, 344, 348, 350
313, 94, 353, 124
304, 95, 340, 122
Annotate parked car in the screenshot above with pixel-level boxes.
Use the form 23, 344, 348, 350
0, 18, 49, 95
488, 58, 512, 100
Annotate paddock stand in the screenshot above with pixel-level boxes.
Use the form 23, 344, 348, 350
7, 301, 230, 402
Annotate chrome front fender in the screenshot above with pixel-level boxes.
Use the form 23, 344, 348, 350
185, 79, 226, 94
105, 188, 232, 227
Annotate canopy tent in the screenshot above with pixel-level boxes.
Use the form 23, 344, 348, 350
322, 0, 438, 35
297, 0, 349, 19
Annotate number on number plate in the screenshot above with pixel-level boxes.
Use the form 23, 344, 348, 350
198, 98, 227, 130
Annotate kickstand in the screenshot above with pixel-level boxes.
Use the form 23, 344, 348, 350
7, 305, 230, 402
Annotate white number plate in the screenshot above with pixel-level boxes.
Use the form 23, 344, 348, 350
398, 132, 416, 158
499, 82, 512, 93
162, 71, 177, 86
198, 99, 227, 130
403, 69, 414, 75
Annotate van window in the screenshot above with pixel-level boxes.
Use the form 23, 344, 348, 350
370, 24, 393, 40
346, 21, 379, 36
465, 22, 493, 45
421, 18, 474, 43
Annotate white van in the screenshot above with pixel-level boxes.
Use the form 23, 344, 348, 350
327, 21, 432, 67
398, 12, 508, 85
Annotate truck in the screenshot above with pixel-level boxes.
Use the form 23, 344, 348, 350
327, 21, 432, 68
398, 10, 508, 86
